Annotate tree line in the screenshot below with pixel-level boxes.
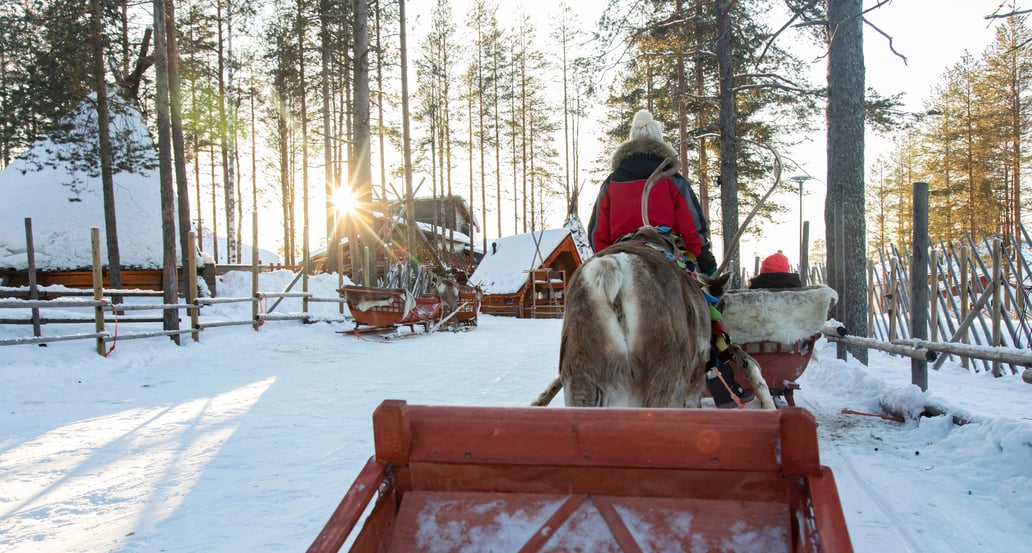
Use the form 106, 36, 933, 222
867, 14, 1032, 257
2, 0, 906, 361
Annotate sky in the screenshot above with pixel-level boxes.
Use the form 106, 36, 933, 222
1, 270, 1031, 552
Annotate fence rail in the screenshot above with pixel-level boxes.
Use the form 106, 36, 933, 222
0, 223, 346, 353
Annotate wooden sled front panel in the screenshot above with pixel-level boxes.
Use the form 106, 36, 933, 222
311, 402, 854, 553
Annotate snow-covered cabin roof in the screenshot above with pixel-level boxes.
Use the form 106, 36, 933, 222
469, 228, 574, 295
0, 95, 164, 271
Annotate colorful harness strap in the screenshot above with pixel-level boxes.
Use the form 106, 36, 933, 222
617, 227, 698, 273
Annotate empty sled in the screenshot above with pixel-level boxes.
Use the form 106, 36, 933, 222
307, 400, 854, 552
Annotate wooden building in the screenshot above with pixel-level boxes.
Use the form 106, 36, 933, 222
469, 228, 583, 318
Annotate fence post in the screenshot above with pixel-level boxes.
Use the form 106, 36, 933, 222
337, 242, 345, 314
24, 218, 41, 337
187, 231, 199, 342
867, 259, 875, 338
251, 211, 260, 330
252, 211, 259, 330
992, 238, 1003, 377
911, 182, 929, 391
364, 246, 372, 287
960, 245, 970, 370
889, 257, 898, 342
930, 248, 939, 342
835, 205, 847, 360
91, 227, 105, 355
801, 221, 810, 286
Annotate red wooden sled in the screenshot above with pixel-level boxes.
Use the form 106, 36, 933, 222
338, 285, 442, 335
307, 400, 854, 553
729, 332, 821, 406
719, 285, 838, 406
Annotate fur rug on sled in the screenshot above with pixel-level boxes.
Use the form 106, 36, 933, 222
720, 285, 838, 345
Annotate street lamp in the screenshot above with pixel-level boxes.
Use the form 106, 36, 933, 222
789, 175, 812, 281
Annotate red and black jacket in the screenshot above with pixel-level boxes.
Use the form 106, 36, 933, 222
587, 138, 712, 272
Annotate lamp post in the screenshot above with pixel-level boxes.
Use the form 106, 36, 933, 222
789, 175, 812, 278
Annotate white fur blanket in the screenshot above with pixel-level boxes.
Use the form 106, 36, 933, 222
721, 285, 838, 344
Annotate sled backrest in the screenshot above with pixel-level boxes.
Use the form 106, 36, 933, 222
373, 400, 822, 488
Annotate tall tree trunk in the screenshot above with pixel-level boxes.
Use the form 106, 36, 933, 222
91, 0, 122, 290
476, 18, 486, 253
560, 25, 570, 215
375, 2, 386, 201
520, 41, 527, 233
715, 0, 739, 284
676, 0, 688, 170
322, 0, 336, 270
400, 0, 416, 262
227, 10, 238, 263
216, 1, 227, 262
210, 143, 219, 261
152, 0, 180, 339
694, 1, 709, 221
826, 0, 868, 363
297, 0, 310, 306
494, 51, 501, 238
278, 91, 291, 265
353, 0, 372, 275
165, 0, 191, 271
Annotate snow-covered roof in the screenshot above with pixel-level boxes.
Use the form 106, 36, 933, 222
469, 228, 573, 295
0, 95, 164, 271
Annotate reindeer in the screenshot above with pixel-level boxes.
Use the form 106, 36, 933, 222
539, 152, 780, 410
434, 277, 483, 330
558, 226, 724, 407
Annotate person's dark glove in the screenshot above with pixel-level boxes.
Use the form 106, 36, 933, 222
697, 248, 717, 276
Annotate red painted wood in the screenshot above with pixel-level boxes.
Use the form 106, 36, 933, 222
309, 401, 854, 552
517, 495, 588, 553
393, 404, 797, 473
373, 400, 411, 465
592, 496, 643, 553
807, 468, 856, 553
306, 457, 386, 553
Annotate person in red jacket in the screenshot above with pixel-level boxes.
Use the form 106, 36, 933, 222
587, 109, 717, 275
587, 109, 752, 408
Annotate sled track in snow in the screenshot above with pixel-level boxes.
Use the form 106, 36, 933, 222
797, 395, 925, 553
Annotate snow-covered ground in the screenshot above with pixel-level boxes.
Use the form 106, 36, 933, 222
1, 271, 1030, 552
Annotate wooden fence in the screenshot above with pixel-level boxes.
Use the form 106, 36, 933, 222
821, 184, 1032, 388
0, 224, 346, 354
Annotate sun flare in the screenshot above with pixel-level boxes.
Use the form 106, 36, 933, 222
332, 187, 358, 217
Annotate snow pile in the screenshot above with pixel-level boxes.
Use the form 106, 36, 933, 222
0, 95, 164, 271
0, 270, 1030, 552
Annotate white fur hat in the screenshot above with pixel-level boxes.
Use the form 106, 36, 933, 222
629, 109, 663, 141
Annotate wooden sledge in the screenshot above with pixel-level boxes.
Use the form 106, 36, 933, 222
307, 400, 854, 553
719, 285, 839, 406
339, 285, 442, 334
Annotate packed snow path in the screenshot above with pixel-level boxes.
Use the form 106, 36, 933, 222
2, 297, 1030, 552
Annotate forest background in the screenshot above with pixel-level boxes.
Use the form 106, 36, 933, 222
0, 0, 1026, 274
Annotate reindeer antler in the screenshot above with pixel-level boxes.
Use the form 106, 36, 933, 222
640, 157, 682, 227
694, 135, 784, 276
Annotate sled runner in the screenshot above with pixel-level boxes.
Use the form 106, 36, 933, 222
719, 285, 839, 406
307, 400, 854, 552
338, 286, 442, 334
